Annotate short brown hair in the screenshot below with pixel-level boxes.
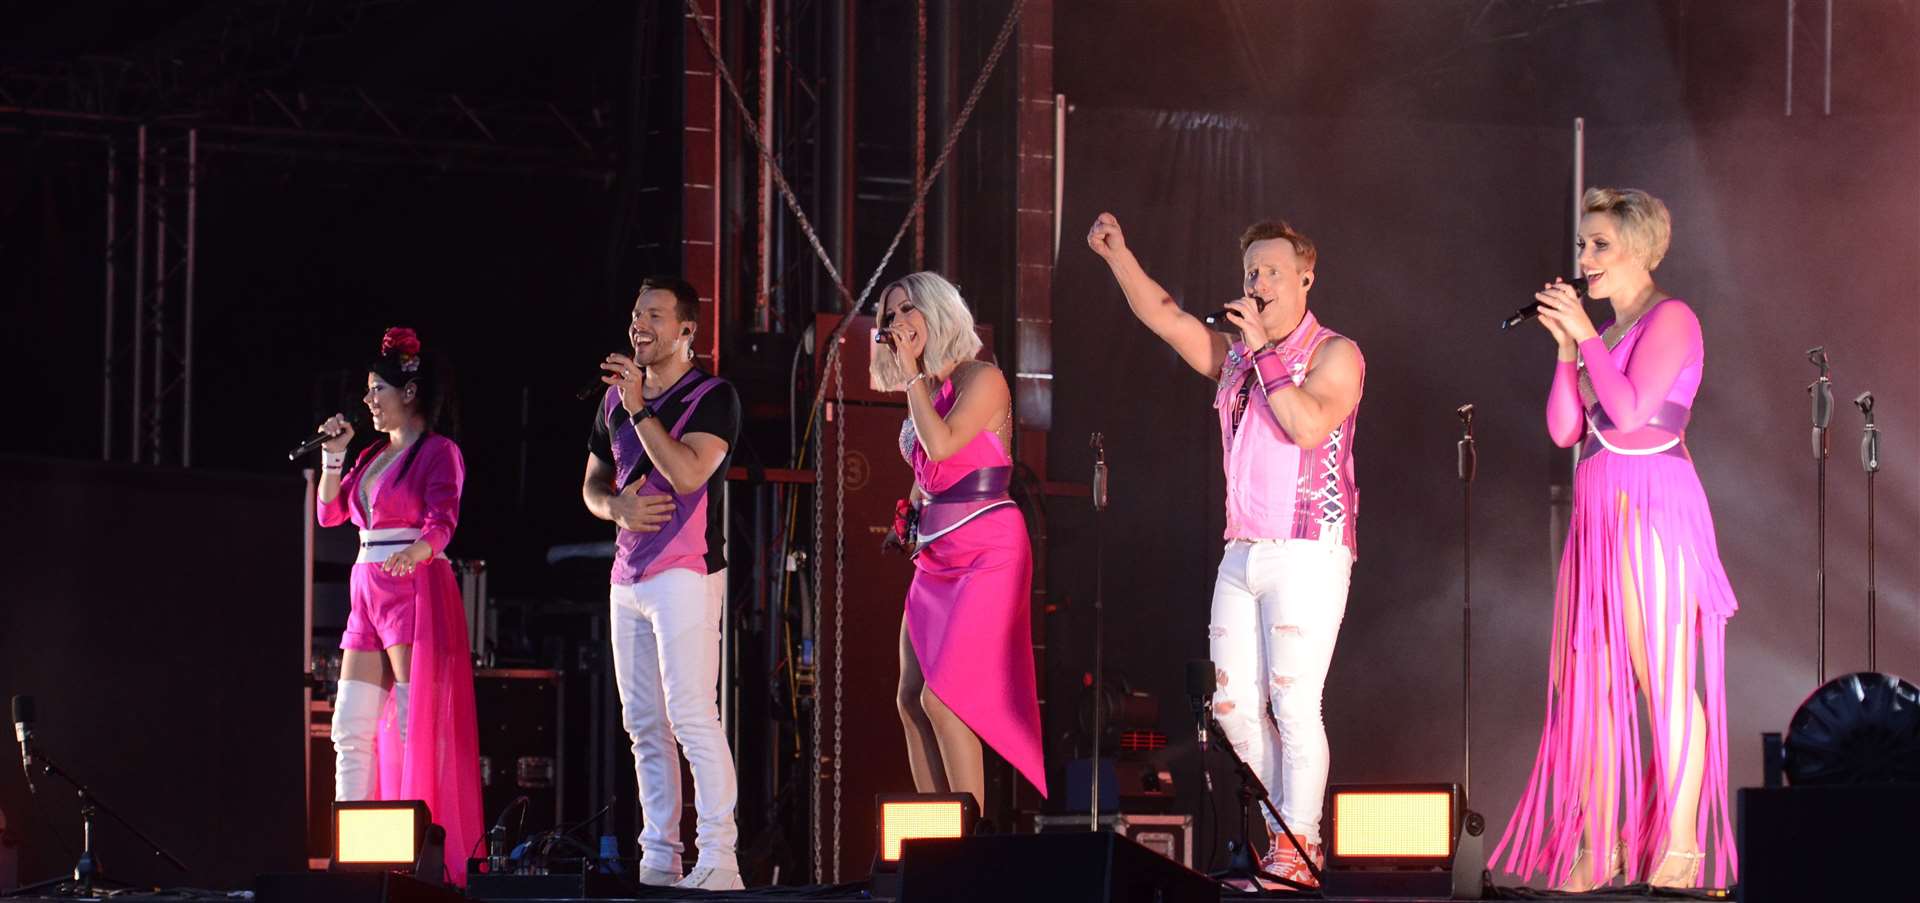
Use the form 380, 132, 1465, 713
1239, 220, 1317, 271
638, 275, 701, 324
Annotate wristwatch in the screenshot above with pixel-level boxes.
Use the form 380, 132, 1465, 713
629, 404, 658, 425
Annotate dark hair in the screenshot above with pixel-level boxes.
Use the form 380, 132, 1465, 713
638, 276, 700, 325
357, 327, 456, 483
1238, 220, 1318, 270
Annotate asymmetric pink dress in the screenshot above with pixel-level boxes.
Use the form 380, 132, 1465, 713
318, 434, 484, 884
901, 376, 1048, 797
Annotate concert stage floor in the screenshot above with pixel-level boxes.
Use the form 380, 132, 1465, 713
8, 884, 1893, 903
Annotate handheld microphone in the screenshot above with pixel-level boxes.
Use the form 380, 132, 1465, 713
12, 695, 35, 792
1201, 297, 1269, 334
1183, 660, 1215, 748
1499, 276, 1589, 331
576, 353, 631, 400
288, 416, 356, 462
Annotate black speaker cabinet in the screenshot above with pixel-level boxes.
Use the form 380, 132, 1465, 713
1736, 785, 1917, 902
897, 832, 1217, 903
256, 871, 466, 903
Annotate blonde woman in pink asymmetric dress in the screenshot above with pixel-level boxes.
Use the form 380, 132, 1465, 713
871, 272, 1048, 811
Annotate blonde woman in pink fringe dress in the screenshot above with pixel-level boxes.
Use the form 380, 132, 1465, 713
1494, 188, 1740, 891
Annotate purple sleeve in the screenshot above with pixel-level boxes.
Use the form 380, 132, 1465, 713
1575, 300, 1701, 433
418, 439, 465, 554
1546, 360, 1583, 448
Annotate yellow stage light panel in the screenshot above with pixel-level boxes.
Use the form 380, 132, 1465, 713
1331, 790, 1453, 858
334, 801, 423, 866
879, 799, 969, 863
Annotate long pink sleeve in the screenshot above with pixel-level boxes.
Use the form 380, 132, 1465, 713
416, 440, 464, 554
1546, 360, 1583, 448
316, 445, 379, 528
1576, 300, 1702, 432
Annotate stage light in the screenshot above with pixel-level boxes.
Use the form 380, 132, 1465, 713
332, 800, 444, 879
870, 793, 977, 898
1322, 783, 1484, 899
1331, 787, 1454, 858
877, 794, 977, 864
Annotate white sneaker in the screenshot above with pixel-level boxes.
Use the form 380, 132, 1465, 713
638, 866, 681, 887
673, 866, 744, 890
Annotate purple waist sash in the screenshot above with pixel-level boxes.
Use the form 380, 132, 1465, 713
1580, 401, 1692, 462
914, 466, 1015, 552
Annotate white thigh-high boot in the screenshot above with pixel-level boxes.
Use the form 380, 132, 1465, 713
332, 679, 387, 801
391, 681, 411, 746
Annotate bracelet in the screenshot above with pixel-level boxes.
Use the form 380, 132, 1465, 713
906, 373, 930, 389
322, 450, 346, 469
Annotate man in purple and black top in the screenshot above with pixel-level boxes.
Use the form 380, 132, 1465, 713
582, 276, 744, 891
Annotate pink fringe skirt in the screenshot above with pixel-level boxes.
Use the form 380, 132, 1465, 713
1493, 447, 1739, 888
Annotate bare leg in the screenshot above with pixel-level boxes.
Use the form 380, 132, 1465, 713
1555, 640, 1621, 891
919, 684, 984, 811
1619, 526, 1707, 887
897, 617, 948, 793
340, 648, 393, 689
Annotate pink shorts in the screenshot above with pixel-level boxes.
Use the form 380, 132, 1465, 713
340, 562, 425, 652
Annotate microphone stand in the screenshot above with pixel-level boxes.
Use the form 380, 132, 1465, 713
1856, 392, 1880, 671
1203, 713, 1320, 893
8, 745, 189, 897
1807, 347, 1833, 684
1089, 433, 1109, 830
1456, 404, 1476, 804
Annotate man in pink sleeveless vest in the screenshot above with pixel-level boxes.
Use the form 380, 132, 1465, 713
1088, 214, 1364, 888
582, 277, 745, 891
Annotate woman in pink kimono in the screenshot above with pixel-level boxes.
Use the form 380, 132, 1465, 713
314, 327, 482, 884
1495, 189, 1739, 890
871, 272, 1047, 810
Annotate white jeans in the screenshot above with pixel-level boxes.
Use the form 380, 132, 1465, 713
610, 568, 738, 873
1207, 538, 1353, 846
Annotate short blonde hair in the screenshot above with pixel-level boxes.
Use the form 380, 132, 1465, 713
869, 271, 983, 390
1583, 187, 1672, 270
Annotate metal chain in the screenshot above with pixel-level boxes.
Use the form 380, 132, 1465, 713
831, 351, 846, 883
809, 414, 824, 884
684, 0, 856, 311
681, 0, 1025, 881
804, 0, 1027, 425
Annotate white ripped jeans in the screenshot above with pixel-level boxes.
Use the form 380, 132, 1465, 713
610, 568, 738, 873
1207, 538, 1353, 846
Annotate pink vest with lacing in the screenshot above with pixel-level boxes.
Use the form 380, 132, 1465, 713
1212, 310, 1362, 551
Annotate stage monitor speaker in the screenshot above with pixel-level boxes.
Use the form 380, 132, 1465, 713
896, 832, 1216, 903
1736, 784, 1917, 902
256, 871, 465, 903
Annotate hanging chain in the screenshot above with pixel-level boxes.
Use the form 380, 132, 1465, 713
809, 413, 825, 883
831, 351, 847, 882
803, 0, 1027, 426
681, 0, 1026, 882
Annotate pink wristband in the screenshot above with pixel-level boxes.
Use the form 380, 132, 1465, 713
1253, 351, 1288, 393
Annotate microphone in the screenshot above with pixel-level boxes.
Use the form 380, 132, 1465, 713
1456, 404, 1477, 484
12, 694, 34, 792
1857, 391, 1879, 473
1090, 433, 1109, 513
1184, 660, 1215, 749
576, 352, 631, 401
1499, 276, 1588, 331
288, 413, 361, 462
1808, 346, 1833, 461
1201, 297, 1269, 334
